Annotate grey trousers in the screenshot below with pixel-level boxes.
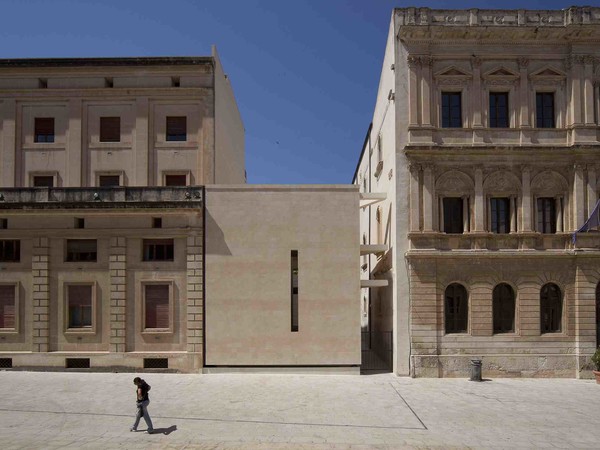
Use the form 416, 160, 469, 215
132, 400, 154, 431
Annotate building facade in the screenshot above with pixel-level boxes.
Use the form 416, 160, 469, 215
0, 52, 361, 373
356, 6, 600, 377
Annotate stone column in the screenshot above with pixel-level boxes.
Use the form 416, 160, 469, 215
409, 164, 421, 232
186, 234, 204, 369
66, 99, 82, 187
462, 195, 470, 232
439, 196, 444, 232
587, 165, 597, 216
109, 237, 127, 353
555, 196, 563, 233
473, 167, 484, 231
422, 164, 434, 231
583, 56, 595, 125
510, 195, 517, 232
573, 164, 585, 230
471, 57, 483, 128
32, 238, 50, 353
570, 56, 583, 126
408, 56, 420, 127
0, 99, 16, 187
521, 166, 532, 231
518, 58, 530, 127
135, 97, 149, 186
420, 57, 432, 127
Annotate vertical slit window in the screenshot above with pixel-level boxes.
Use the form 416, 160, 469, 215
540, 283, 562, 333
291, 250, 298, 332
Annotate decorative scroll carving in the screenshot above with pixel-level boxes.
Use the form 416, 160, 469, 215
471, 57, 482, 68
435, 170, 474, 194
483, 171, 521, 194
407, 56, 420, 68
530, 170, 569, 195
420, 56, 433, 67
518, 58, 529, 69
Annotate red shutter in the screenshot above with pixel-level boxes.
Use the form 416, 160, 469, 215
0, 285, 15, 329
100, 117, 120, 142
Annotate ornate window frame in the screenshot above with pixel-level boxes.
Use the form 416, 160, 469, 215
435, 170, 474, 233
434, 65, 472, 128
530, 170, 569, 233
482, 66, 519, 128
483, 170, 521, 233
529, 65, 567, 128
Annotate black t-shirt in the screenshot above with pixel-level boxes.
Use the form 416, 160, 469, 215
137, 381, 150, 402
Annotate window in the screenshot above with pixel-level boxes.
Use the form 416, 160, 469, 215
493, 283, 515, 333
441, 92, 462, 128
34, 118, 55, 143
144, 284, 170, 330
152, 217, 162, 229
143, 239, 174, 261
291, 250, 299, 332
443, 197, 464, 234
98, 175, 120, 187
75, 218, 85, 229
490, 197, 510, 234
0, 219, 6, 229
164, 174, 187, 186
537, 197, 556, 234
540, 283, 562, 333
67, 284, 93, 329
0, 285, 16, 330
536, 93, 555, 128
99, 117, 120, 142
66, 239, 97, 262
445, 283, 468, 333
33, 175, 54, 187
0, 240, 20, 262
489, 92, 509, 128
166, 116, 187, 141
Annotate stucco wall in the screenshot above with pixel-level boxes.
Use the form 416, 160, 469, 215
205, 185, 360, 366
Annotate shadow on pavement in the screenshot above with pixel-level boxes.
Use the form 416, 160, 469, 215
151, 425, 177, 435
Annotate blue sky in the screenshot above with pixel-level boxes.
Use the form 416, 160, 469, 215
0, 0, 586, 183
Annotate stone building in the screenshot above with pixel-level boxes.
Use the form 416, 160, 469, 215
0, 50, 360, 373
355, 6, 600, 377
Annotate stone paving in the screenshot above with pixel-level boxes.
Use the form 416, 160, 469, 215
0, 370, 599, 449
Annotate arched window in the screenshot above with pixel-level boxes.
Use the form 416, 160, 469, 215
540, 283, 562, 333
493, 283, 515, 333
445, 283, 468, 334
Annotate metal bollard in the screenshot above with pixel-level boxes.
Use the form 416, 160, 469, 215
470, 359, 482, 382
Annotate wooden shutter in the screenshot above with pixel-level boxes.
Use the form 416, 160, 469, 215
145, 284, 170, 329
0, 285, 15, 329
34, 118, 55, 142
166, 116, 187, 141
100, 117, 120, 142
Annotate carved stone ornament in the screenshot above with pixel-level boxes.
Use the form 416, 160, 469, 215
407, 56, 420, 68
435, 170, 474, 194
471, 57, 482, 68
530, 170, 569, 195
518, 58, 529, 69
529, 65, 566, 86
434, 65, 472, 86
483, 171, 521, 194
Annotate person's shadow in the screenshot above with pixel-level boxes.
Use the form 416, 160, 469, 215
149, 425, 177, 435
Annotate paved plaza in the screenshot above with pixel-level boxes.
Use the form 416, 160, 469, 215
0, 370, 599, 449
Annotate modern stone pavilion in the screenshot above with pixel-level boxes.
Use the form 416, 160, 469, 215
356, 6, 600, 377
0, 50, 360, 373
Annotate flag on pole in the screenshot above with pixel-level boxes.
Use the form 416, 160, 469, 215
572, 199, 600, 244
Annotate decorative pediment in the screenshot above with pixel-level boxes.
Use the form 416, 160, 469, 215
435, 170, 474, 194
529, 65, 566, 80
530, 170, 568, 195
434, 65, 472, 78
483, 171, 521, 194
483, 66, 519, 79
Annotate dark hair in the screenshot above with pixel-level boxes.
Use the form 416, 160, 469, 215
133, 377, 141, 384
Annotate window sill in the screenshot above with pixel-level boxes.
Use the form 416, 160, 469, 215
142, 329, 173, 335
0, 329, 19, 335
64, 328, 96, 335
88, 143, 132, 151
154, 141, 198, 149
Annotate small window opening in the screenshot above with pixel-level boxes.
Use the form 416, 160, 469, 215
66, 358, 90, 369
39, 78, 48, 89
152, 217, 162, 229
291, 250, 299, 332
0, 219, 7, 230
75, 218, 85, 229
105, 77, 113, 88
171, 76, 180, 87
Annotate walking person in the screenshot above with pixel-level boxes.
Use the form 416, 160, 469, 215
130, 377, 154, 433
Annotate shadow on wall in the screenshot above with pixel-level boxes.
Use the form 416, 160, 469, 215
204, 208, 232, 256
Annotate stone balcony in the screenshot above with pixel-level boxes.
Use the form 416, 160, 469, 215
0, 186, 204, 210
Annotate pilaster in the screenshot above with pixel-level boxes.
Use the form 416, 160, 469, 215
574, 264, 598, 378
409, 163, 421, 232
583, 56, 595, 125
573, 164, 585, 230
0, 99, 16, 187
471, 57, 483, 128
521, 166, 532, 232
109, 237, 127, 353
587, 165, 597, 217
32, 237, 50, 353
473, 167, 484, 231
186, 235, 203, 361
407, 56, 420, 127
518, 58, 530, 128
420, 57, 432, 127
135, 97, 149, 186
66, 99, 82, 187
422, 164, 434, 231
